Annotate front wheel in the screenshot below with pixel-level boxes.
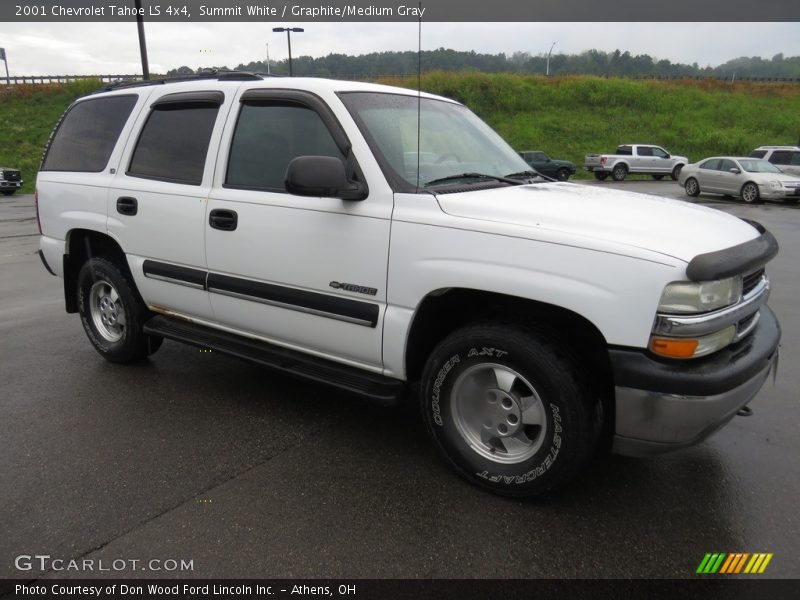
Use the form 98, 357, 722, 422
1, 190, 15, 196
684, 177, 700, 197
652, 174, 665, 181
420, 323, 600, 498
611, 164, 628, 181
671, 165, 683, 180
741, 182, 761, 204
77, 257, 162, 363
556, 168, 570, 182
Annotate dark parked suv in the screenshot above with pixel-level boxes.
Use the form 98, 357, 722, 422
0, 167, 22, 195
518, 151, 576, 181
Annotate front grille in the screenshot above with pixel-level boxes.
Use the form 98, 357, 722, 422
742, 268, 765, 296
782, 181, 800, 189
2, 170, 21, 182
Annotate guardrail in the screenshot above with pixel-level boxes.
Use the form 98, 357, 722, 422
0, 74, 140, 84
2, 73, 800, 85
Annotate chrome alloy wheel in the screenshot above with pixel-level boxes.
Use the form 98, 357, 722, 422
450, 363, 548, 464
89, 279, 126, 343
742, 182, 759, 204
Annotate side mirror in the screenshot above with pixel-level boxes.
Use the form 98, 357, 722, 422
285, 156, 367, 201
730, 167, 741, 174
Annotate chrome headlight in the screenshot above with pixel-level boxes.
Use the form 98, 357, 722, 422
657, 276, 743, 314
767, 180, 782, 189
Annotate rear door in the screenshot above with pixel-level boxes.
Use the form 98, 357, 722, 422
697, 158, 722, 191
631, 145, 652, 172
715, 159, 741, 194
107, 89, 233, 321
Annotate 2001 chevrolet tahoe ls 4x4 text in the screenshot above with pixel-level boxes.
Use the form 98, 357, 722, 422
36, 73, 780, 497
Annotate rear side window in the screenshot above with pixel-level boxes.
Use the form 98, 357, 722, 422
226, 102, 344, 192
617, 146, 632, 155
769, 151, 791, 165
128, 103, 220, 185
749, 150, 767, 159
700, 159, 720, 170
42, 95, 137, 172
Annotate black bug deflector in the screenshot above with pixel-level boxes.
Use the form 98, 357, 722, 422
686, 220, 779, 281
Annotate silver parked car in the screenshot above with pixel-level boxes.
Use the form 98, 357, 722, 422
679, 157, 800, 204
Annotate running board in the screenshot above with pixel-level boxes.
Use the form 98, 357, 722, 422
143, 315, 404, 405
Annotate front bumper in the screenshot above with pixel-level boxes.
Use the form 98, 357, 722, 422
759, 186, 800, 201
610, 306, 780, 456
0, 180, 22, 189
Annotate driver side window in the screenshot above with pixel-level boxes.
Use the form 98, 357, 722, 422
226, 102, 344, 193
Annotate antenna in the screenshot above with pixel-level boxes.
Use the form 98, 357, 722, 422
415, 1, 422, 193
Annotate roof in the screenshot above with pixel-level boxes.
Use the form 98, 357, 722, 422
92, 71, 453, 103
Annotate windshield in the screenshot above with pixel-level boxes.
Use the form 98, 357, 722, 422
738, 159, 782, 173
339, 92, 532, 192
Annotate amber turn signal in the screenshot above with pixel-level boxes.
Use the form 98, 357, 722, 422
649, 337, 699, 359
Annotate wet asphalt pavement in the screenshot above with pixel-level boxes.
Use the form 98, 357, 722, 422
1, 180, 798, 579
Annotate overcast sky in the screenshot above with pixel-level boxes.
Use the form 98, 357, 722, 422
1, 22, 798, 75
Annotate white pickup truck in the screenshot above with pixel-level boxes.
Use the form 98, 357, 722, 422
585, 144, 688, 181
36, 74, 780, 497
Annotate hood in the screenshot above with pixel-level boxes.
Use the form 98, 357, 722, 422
435, 182, 759, 263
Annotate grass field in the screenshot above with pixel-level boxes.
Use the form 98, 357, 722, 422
2, 74, 800, 194
381, 73, 800, 178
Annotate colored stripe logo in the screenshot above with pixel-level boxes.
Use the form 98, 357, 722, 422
696, 553, 773, 574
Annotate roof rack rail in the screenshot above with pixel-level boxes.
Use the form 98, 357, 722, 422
96, 70, 278, 93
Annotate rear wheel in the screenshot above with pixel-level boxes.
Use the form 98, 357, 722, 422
420, 322, 600, 498
741, 182, 761, 204
671, 165, 684, 180
77, 257, 162, 363
684, 177, 700, 197
556, 168, 570, 182
594, 172, 609, 181
611, 164, 628, 181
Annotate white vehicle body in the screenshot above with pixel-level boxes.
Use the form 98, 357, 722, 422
36, 75, 781, 496
749, 146, 800, 178
585, 144, 688, 180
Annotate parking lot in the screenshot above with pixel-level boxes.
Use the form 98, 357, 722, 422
1, 180, 798, 579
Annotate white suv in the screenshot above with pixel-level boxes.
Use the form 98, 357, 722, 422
37, 73, 781, 497
750, 146, 800, 177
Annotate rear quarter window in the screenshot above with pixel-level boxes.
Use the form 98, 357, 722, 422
41, 95, 138, 172
749, 150, 767, 159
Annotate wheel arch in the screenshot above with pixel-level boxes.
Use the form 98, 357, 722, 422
405, 288, 613, 395
63, 228, 129, 313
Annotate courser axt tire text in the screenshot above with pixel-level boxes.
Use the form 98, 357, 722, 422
420, 322, 601, 497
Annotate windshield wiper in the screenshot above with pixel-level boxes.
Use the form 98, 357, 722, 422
504, 170, 555, 182
424, 172, 523, 187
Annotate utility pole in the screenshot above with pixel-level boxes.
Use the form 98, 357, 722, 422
0, 48, 9, 83
266, 42, 270, 74
546, 41, 556, 77
134, 0, 150, 79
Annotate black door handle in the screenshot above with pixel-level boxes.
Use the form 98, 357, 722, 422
116, 196, 138, 216
209, 209, 238, 231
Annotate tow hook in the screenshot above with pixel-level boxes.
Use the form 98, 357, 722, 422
737, 406, 753, 417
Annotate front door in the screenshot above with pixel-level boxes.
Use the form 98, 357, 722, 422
204, 90, 392, 371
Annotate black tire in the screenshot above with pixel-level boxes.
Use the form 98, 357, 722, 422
684, 177, 700, 197
671, 165, 683, 181
594, 172, 609, 181
1, 190, 15, 196
420, 322, 600, 498
611, 164, 628, 181
741, 182, 761, 204
652, 174, 665, 181
77, 257, 162, 363
555, 168, 570, 182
